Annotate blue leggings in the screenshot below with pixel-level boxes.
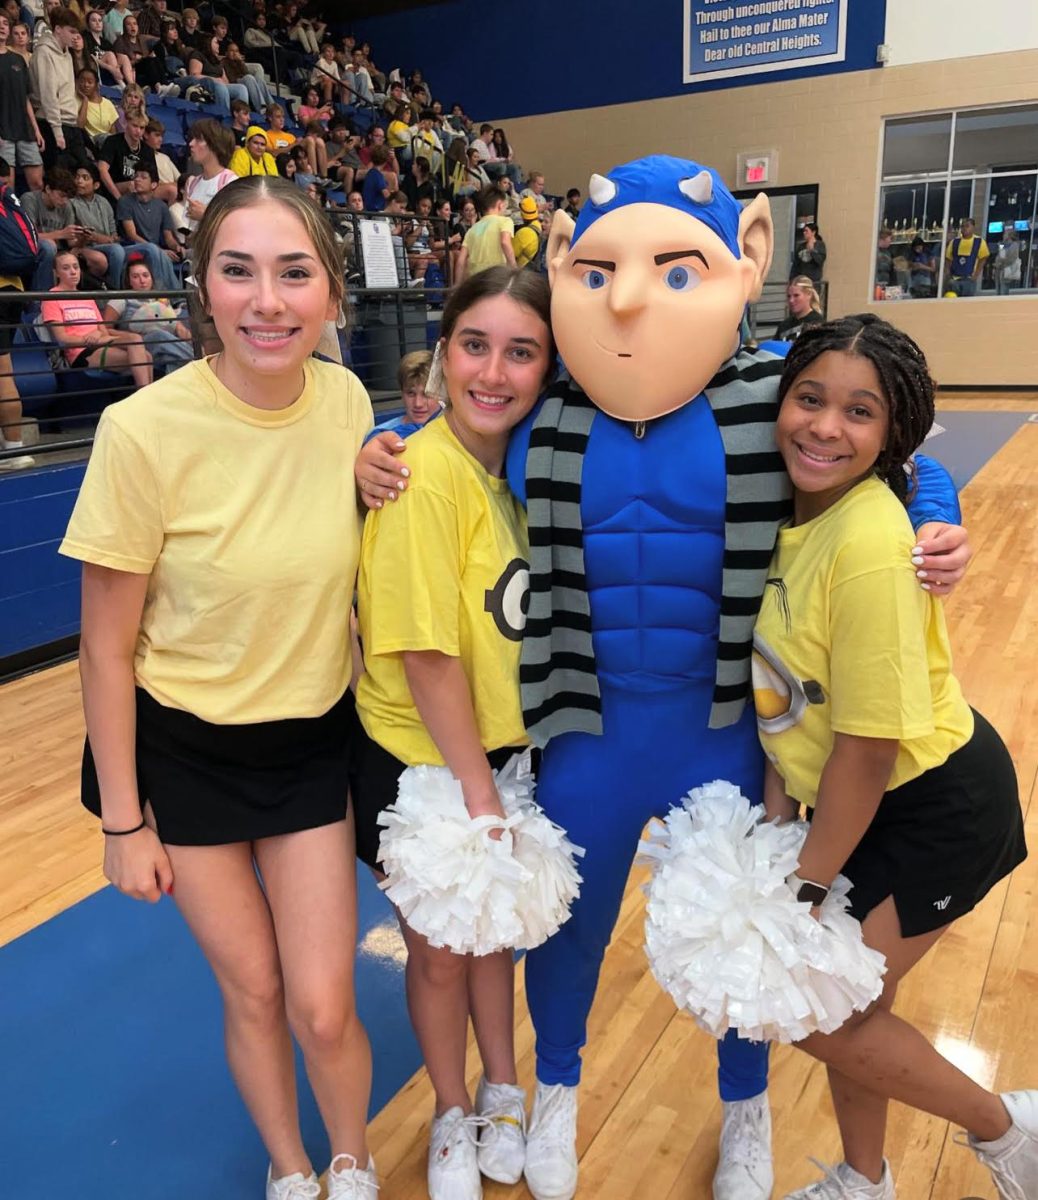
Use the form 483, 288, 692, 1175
525, 684, 771, 1102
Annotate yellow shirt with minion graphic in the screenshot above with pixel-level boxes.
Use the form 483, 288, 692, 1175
356, 414, 530, 765
752, 475, 973, 807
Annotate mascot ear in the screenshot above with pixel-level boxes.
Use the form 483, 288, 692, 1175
738, 193, 774, 302
547, 209, 576, 290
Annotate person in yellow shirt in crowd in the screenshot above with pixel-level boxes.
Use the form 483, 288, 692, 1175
263, 102, 297, 155
754, 314, 1031, 1200
386, 102, 413, 166
230, 126, 279, 177
512, 195, 542, 270
351, 267, 556, 1200
944, 216, 989, 297
59, 178, 380, 1200
455, 186, 516, 283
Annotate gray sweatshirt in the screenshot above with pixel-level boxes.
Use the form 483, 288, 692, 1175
29, 24, 76, 132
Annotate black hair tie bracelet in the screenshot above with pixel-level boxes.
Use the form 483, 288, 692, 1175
101, 819, 147, 836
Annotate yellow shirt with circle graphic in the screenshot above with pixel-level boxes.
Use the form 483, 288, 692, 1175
752, 475, 973, 807
356, 414, 530, 766
59, 356, 373, 724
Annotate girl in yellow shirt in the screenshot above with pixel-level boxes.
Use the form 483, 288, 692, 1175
757, 315, 1032, 1199
60, 179, 379, 1200
351, 268, 555, 1200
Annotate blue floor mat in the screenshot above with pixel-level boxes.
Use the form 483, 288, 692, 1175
0, 869, 417, 1198
923, 410, 1036, 491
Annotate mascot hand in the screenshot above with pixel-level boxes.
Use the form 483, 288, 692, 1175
355, 431, 410, 509
913, 522, 971, 594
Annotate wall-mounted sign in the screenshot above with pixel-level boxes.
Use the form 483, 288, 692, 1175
737, 149, 779, 187
684, 0, 848, 84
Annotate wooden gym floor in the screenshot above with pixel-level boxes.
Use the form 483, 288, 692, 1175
2, 398, 1035, 1199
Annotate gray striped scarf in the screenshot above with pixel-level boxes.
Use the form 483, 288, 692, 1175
520, 347, 790, 746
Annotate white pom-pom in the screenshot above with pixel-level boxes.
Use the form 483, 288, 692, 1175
377, 753, 584, 956
637, 780, 886, 1044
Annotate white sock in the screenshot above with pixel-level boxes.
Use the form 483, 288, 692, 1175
3, 438, 24, 449
973, 1121, 1021, 1154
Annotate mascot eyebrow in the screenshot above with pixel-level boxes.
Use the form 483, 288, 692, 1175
569, 154, 744, 258
573, 249, 710, 269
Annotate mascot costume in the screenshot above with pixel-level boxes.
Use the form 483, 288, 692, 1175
363, 154, 963, 1200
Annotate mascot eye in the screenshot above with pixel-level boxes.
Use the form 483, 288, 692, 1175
664, 264, 700, 292
581, 269, 608, 290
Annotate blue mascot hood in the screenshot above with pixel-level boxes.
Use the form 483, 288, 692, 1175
571, 154, 743, 259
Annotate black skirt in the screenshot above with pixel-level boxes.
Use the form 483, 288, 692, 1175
840, 709, 1027, 936
82, 687, 358, 846
348, 719, 534, 871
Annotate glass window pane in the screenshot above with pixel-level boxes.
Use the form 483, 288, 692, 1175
952, 104, 1038, 173
882, 114, 952, 178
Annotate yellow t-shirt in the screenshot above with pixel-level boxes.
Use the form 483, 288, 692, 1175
356, 415, 530, 765
60, 357, 374, 724
387, 119, 411, 149
945, 235, 990, 263
512, 223, 540, 269
82, 96, 119, 139
752, 476, 973, 807
265, 129, 296, 153
463, 214, 514, 276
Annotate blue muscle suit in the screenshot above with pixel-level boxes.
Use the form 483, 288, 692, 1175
506, 377, 959, 1097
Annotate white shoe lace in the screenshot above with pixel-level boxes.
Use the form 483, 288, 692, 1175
431, 1111, 492, 1169
955, 1131, 1025, 1200
719, 1098, 770, 1170
790, 1159, 886, 1199
327, 1153, 380, 1198
529, 1085, 577, 1155
269, 1173, 321, 1200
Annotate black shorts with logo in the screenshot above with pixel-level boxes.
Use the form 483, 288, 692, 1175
839, 709, 1026, 937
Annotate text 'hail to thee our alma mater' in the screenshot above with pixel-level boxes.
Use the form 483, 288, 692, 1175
687, 0, 843, 77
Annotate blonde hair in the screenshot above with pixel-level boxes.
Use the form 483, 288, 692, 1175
398, 349, 432, 393
192, 176, 345, 315
788, 275, 822, 314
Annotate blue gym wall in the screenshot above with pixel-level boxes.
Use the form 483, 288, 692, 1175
352, 0, 887, 122
0, 462, 84, 660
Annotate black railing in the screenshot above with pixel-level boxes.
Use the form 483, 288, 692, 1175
0, 279, 446, 467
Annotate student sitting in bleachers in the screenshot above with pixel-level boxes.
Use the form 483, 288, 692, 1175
298, 85, 334, 128
21, 167, 116, 289
143, 118, 179, 194
101, 251, 192, 370
229, 97, 252, 146
264, 101, 296, 154
116, 164, 183, 273
224, 39, 274, 113
184, 33, 249, 114
183, 118, 236, 235
75, 66, 118, 147
83, 8, 133, 88
323, 119, 362, 191
42, 247, 152, 387
229, 125, 278, 177
68, 163, 126, 287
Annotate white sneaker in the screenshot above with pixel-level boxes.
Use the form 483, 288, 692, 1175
713, 1094, 774, 1199
474, 1076, 526, 1184
966, 1089, 1038, 1199
428, 1106, 486, 1200
0, 453, 34, 470
783, 1159, 894, 1198
524, 1082, 578, 1200
327, 1152, 379, 1198
265, 1165, 321, 1200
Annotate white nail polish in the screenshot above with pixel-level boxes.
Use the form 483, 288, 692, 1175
917, 570, 928, 580
920, 582, 931, 591
911, 555, 924, 566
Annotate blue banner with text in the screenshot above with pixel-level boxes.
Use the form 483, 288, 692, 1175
684, 0, 847, 83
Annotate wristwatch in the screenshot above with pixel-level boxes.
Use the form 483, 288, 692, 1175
786, 872, 830, 906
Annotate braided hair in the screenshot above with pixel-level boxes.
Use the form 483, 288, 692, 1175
776, 313, 936, 504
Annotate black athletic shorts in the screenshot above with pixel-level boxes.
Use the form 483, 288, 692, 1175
839, 709, 1026, 936
82, 687, 357, 846
348, 718, 534, 871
